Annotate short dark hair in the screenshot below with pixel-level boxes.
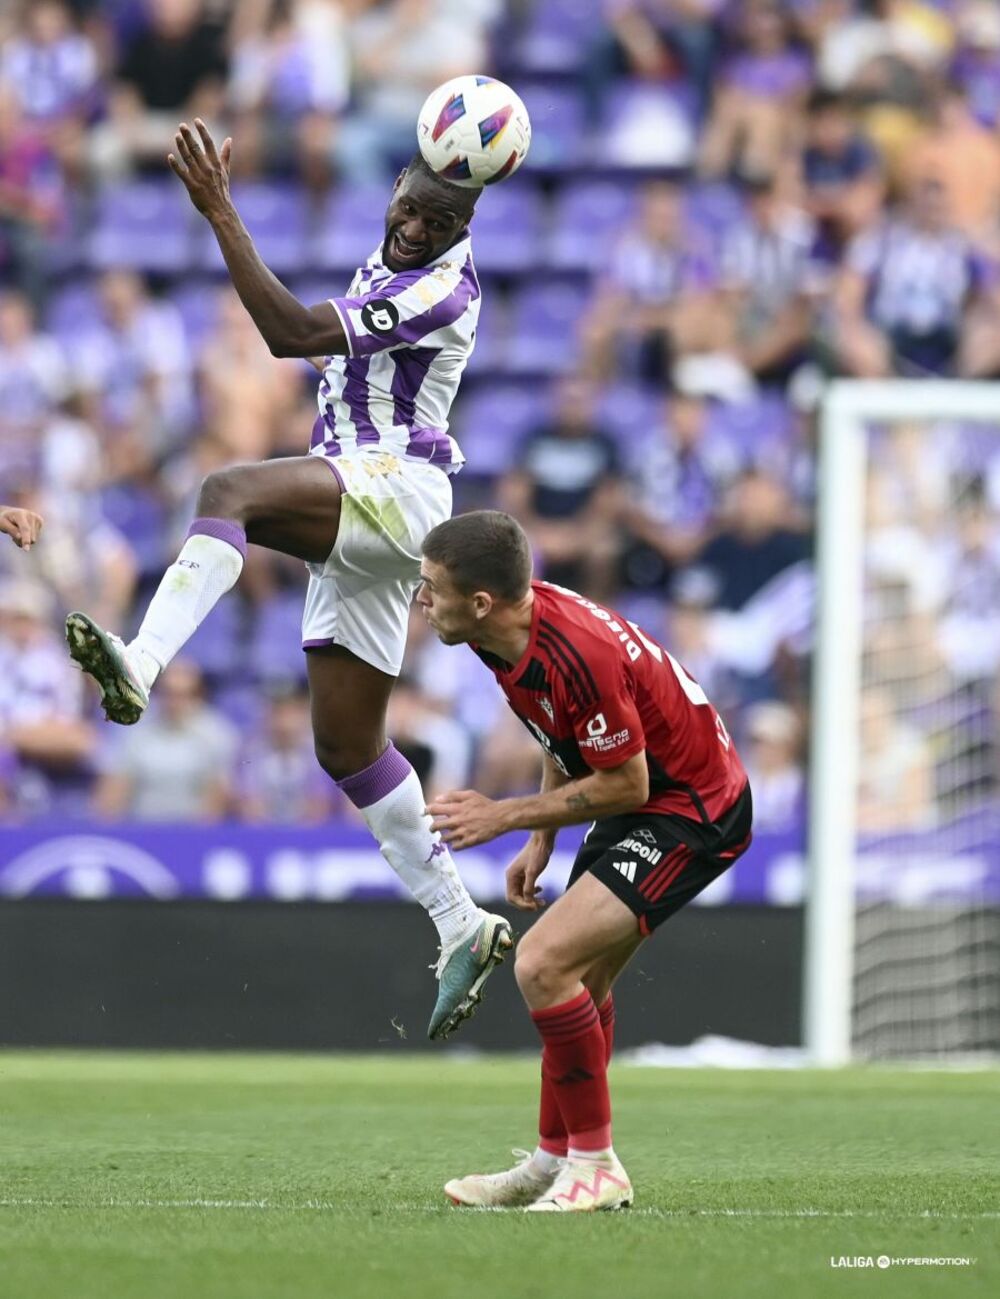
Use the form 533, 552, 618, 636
404, 154, 480, 215
422, 510, 532, 602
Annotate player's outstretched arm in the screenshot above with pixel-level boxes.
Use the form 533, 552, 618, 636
0, 506, 43, 550
428, 751, 650, 850
168, 120, 347, 359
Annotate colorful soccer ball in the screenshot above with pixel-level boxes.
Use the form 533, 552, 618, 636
416, 75, 531, 189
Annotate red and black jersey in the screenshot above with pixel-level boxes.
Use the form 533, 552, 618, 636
473, 581, 747, 824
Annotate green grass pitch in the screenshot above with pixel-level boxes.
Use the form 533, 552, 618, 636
1, 1052, 997, 1299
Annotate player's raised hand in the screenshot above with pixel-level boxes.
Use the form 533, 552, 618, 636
0, 506, 43, 550
168, 119, 233, 220
426, 789, 511, 850
505, 834, 551, 911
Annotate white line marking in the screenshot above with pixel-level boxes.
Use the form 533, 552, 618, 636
0, 1198, 997, 1220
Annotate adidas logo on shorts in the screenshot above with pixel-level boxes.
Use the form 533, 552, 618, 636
611, 859, 637, 884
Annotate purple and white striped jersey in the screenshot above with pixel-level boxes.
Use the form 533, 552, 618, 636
309, 235, 479, 474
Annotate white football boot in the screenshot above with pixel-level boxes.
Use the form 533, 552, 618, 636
525, 1152, 633, 1213
65, 611, 151, 725
445, 1149, 559, 1209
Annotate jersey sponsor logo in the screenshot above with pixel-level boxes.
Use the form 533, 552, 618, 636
614, 836, 663, 866
586, 712, 607, 738
610, 859, 637, 884
540, 697, 554, 722
633, 828, 656, 844
580, 726, 631, 753
361, 299, 400, 335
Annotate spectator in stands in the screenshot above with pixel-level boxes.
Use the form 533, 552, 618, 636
699, 0, 812, 180
338, 0, 489, 183
902, 82, 1000, 245
387, 674, 473, 799
698, 469, 809, 610
226, 0, 350, 188
0, 577, 95, 816
197, 288, 303, 464
716, 170, 816, 384
800, 87, 884, 262
472, 708, 544, 800
91, 0, 228, 177
0, 0, 99, 180
620, 389, 738, 591
952, 0, 1000, 130
0, 87, 65, 304
663, 565, 737, 712
740, 699, 804, 831
0, 292, 68, 481
236, 682, 336, 823
93, 658, 237, 821
937, 491, 1000, 685
590, 1, 721, 126
0, 478, 137, 633
498, 375, 622, 598
580, 179, 718, 382
833, 176, 1000, 378
75, 269, 193, 463
856, 686, 934, 832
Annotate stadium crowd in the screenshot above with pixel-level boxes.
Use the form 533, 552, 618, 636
1, 0, 999, 829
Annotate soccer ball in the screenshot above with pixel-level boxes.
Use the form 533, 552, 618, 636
417, 75, 531, 189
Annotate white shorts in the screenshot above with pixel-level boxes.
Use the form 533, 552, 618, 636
301, 448, 453, 677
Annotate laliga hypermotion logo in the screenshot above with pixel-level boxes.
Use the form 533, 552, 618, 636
0, 836, 180, 899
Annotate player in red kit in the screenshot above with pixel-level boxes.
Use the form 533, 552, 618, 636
419, 511, 752, 1212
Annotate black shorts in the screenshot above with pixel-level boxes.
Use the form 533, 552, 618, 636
566, 784, 753, 935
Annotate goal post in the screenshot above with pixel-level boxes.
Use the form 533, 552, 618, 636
805, 380, 1000, 1065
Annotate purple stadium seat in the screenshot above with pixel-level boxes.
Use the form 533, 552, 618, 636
450, 382, 549, 476
469, 180, 544, 275
465, 294, 508, 376
212, 679, 265, 734
519, 82, 586, 171
708, 394, 797, 466
249, 591, 308, 683
506, 280, 588, 374
602, 81, 697, 169
170, 280, 225, 348
199, 183, 310, 275
548, 180, 638, 272
44, 278, 104, 344
88, 181, 193, 272
99, 483, 168, 583
684, 182, 747, 247
598, 384, 663, 449
312, 186, 386, 273
183, 594, 242, 679
510, 0, 594, 75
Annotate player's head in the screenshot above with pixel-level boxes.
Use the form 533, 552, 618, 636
418, 510, 532, 644
383, 155, 479, 272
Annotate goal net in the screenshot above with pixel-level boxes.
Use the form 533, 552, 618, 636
806, 382, 1000, 1063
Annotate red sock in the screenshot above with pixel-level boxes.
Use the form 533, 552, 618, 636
531, 989, 611, 1153
537, 993, 616, 1156
597, 994, 615, 1061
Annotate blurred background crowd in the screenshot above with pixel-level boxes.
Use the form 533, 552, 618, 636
1, 0, 1000, 832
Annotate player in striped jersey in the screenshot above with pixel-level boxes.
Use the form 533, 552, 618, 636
64, 119, 510, 1040
417, 512, 752, 1211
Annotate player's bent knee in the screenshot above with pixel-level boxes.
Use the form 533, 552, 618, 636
514, 936, 564, 1002
197, 466, 255, 520
313, 732, 380, 783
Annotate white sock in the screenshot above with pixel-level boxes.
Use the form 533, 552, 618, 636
531, 1147, 564, 1175
128, 521, 246, 687
337, 744, 483, 949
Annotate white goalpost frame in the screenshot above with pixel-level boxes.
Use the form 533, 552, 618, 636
805, 380, 1000, 1065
